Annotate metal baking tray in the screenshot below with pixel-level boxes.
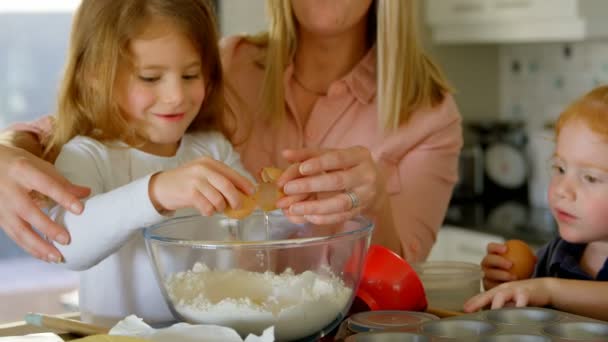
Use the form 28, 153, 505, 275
344, 307, 608, 341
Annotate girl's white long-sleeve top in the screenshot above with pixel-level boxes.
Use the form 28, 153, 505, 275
50, 132, 252, 326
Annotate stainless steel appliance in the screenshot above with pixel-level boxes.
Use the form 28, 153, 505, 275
468, 120, 529, 203
452, 143, 484, 200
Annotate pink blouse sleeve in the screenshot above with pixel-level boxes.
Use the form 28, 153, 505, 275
4, 115, 54, 143
376, 96, 463, 262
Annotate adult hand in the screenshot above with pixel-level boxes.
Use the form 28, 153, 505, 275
482, 242, 517, 290
463, 278, 554, 312
149, 156, 255, 216
275, 146, 382, 225
0, 145, 90, 262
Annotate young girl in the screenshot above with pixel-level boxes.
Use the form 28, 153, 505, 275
464, 86, 608, 321
46, 0, 255, 326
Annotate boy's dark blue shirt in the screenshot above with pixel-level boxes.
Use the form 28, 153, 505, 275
533, 237, 608, 281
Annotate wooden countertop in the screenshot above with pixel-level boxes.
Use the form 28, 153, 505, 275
0, 312, 81, 339
0, 308, 464, 339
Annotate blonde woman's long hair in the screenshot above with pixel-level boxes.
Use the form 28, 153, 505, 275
44, 0, 224, 159
248, 0, 452, 131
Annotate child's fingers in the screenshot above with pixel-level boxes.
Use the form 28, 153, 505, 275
191, 191, 216, 216
463, 291, 493, 312
482, 253, 513, 270
196, 183, 227, 212
201, 158, 255, 195
487, 242, 507, 254
204, 171, 242, 210
483, 267, 516, 283
491, 290, 513, 310
514, 292, 531, 307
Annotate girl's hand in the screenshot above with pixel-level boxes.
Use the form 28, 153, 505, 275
149, 156, 255, 215
482, 242, 517, 290
275, 146, 382, 225
463, 278, 554, 312
0, 145, 90, 262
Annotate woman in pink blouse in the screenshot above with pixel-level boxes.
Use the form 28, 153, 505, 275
0, 0, 462, 262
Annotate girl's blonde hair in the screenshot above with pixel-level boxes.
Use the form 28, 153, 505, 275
248, 0, 452, 131
555, 85, 608, 139
45, 0, 224, 159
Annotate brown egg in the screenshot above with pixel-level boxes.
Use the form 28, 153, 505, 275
224, 167, 285, 219
255, 182, 284, 212
224, 192, 256, 219
260, 166, 283, 183
255, 167, 285, 212
503, 239, 536, 280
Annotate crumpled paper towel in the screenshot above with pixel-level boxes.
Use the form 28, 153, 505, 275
109, 315, 274, 342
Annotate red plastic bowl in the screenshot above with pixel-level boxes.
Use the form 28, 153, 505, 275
356, 245, 427, 311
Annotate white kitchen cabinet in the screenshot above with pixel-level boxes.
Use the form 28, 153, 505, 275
426, 0, 608, 44
427, 226, 505, 264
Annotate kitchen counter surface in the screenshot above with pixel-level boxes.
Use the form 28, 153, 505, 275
0, 312, 80, 339
3, 309, 605, 340
445, 199, 558, 247
0, 309, 461, 340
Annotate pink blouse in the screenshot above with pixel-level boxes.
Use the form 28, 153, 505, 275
221, 36, 463, 262
6, 36, 463, 262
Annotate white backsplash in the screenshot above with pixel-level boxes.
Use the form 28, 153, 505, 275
499, 41, 608, 129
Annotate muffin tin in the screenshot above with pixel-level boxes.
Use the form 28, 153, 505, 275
342, 307, 608, 341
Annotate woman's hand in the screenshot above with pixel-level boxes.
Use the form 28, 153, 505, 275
149, 156, 255, 215
463, 278, 555, 312
0, 145, 90, 262
482, 242, 518, 290
275, 146, 383, 224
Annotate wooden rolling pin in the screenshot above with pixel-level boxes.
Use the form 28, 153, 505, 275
426, 306, 466, 318
24, 313, 108, 336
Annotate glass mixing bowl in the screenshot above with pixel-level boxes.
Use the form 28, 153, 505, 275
412, 261, 483, 312
143, 211, 373, 341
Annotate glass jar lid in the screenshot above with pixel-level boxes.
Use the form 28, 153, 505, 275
347, 310, 438, 333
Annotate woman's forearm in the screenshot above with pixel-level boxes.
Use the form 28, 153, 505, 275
367, 189, 401, 257
548, 278, 608, 321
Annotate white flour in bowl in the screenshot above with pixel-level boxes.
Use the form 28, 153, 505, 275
165, 262, 352, 340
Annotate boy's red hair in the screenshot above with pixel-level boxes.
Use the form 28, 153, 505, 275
556, 85, 608, 139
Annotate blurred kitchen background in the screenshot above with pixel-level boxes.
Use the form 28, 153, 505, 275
1, 0, 607, 321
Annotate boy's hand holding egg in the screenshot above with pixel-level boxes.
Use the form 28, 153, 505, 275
481, 240, 536, 290
223, 167, 284, 219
